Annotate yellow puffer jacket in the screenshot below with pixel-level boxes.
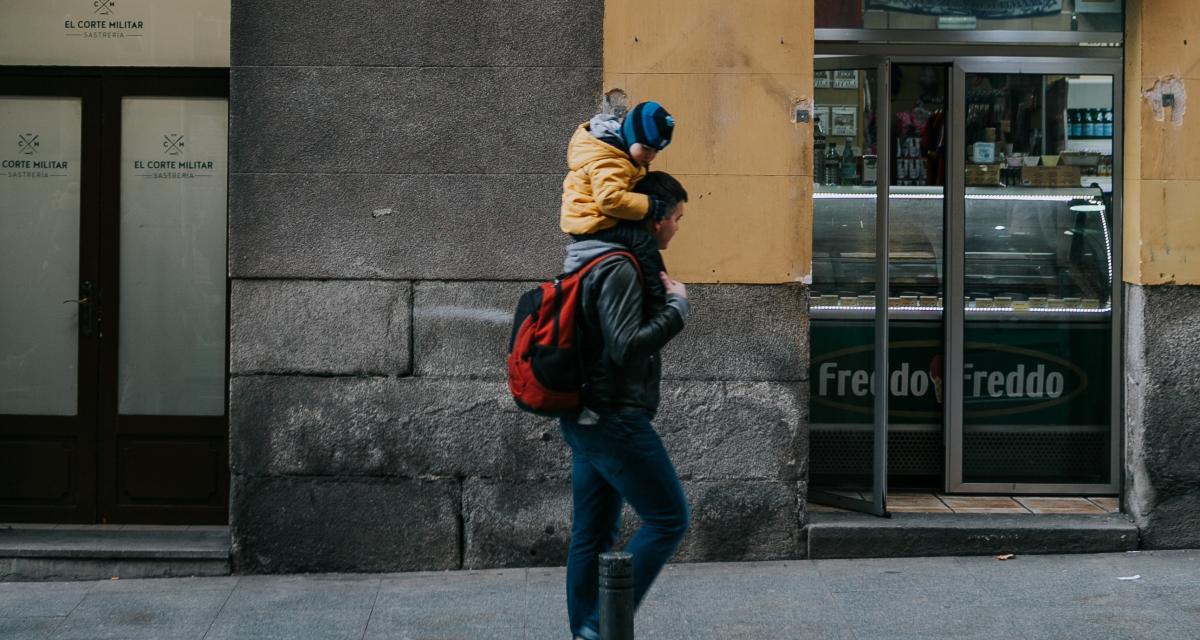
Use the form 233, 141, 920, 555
560, 123, 649, 235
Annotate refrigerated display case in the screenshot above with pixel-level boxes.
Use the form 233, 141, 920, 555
810, 185, 1112, 487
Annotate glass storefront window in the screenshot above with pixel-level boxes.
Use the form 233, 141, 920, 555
816, 0, 1124, 35
0, 97, 82, 416
808, 64, 886, 506
961, 71, 1115, 485
811, 60, 1118, 492
118, 97, 227, 416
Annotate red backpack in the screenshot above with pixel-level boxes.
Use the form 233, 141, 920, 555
507, 250, 640, 416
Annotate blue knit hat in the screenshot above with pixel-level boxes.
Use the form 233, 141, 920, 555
621, 102, 675, 151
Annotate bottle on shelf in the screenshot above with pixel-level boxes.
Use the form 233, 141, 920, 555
861, 153, 878, 186
813, 116, 827, 185
840, 143, 858, 185
1103, 108, 1114, 137
824, 142, 841, 187
1084, 109, 1096, 137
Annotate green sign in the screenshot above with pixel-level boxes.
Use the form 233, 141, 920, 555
810, 319, 1110, 426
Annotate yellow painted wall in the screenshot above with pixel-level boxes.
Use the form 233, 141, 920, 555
1125, 0, 1200, 284
604, 1, 814, 283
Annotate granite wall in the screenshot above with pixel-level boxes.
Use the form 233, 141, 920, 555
1124, 285, 1200, 549
228, 1, 810, 573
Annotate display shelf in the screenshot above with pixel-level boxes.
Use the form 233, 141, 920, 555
812, 185, 1113, 316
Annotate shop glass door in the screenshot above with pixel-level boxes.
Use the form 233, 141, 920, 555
0, 84, 99, 522
812, 55, 1122, 504
948, 61, 1121, 493
811, 58, 957, 513
809, 57, 891, 515
101, 88, 229, 523
0, 74, 229, 524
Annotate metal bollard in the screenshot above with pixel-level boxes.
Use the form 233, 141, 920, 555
599, 551, 634, 640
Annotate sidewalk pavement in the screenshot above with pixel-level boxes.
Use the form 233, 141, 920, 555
2, 550, 1198, 640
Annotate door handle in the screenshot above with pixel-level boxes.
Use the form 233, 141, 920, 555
65, 281, 101, 338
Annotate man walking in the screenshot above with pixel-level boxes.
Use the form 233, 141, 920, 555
557, 172, 691, 640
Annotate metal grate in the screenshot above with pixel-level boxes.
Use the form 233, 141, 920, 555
963, 431, 1108, 483
811, 429, 943, 477
811, 427, 1109, 485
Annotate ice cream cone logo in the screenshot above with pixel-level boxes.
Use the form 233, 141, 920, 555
930, 354, 944, 404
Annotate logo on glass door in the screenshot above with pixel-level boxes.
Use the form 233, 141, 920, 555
4, 133, 68, 179
162, 134, 185, 156
93, 0, 116, 15
17, 133, 39, 155
133, 132, 213, 179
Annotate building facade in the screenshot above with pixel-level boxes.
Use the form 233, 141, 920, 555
1, 0, 1197, 572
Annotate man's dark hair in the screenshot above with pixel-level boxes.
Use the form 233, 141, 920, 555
632, 171, 688, 206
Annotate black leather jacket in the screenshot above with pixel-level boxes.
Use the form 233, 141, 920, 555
574, 250, 688, 417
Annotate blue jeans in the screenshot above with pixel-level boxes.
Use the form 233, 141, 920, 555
559, 411, 690, 640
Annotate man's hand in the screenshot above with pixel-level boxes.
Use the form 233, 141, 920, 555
660, 272, 687, 299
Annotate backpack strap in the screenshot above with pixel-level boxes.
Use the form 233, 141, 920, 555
568, 250, 643, 284
551, 250, 642, 349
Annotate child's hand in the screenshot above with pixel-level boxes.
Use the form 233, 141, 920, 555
660, 272, 687, 299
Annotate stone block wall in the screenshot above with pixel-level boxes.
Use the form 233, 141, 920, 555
1124, 285, 1200, 549
229, 1, 811, 573
1120, 0, 1200, 548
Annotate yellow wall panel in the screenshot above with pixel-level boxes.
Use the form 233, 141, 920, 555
1124, 0, 1144, 285
1138, 0, 1200, 81
664, 175, 810, 283
1125, 0, 1200, 284
605, 0, 815, 284
605, 0, 812, 75
1139, 91, 1200, 181
623, 73, 812, 177
1134, 180, 1200, 285
1123, 176, 1143, 284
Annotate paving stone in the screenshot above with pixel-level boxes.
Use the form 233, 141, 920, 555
50, 589, 228, 640
365, 571, 525, 639
230, 279, 411, 375
940, 496, 1029, 514
89, 576, 239, 593
1002, 604, 1191, 640
1016, 497, 1108, 514
204, 577, 377, 640
2, 553, 1196, 639
0, 617, 63, 638
832, 594, 1023, 640
0, 581, 91, 617
816, 556, 978, 595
